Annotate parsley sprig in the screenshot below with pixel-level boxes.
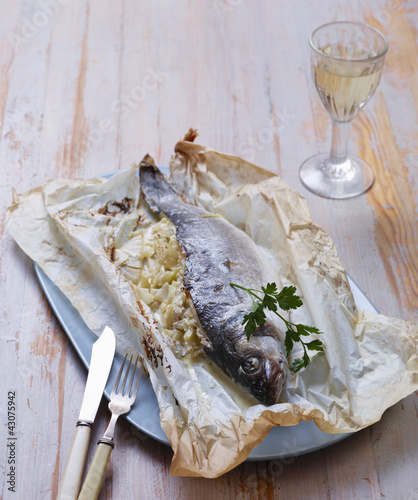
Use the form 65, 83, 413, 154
230, 282, 324, 373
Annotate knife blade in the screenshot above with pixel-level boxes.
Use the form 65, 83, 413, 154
56, 326, 116, 500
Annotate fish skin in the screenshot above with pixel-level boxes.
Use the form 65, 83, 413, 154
139, 155, 287, 405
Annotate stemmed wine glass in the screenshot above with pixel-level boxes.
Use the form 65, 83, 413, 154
299, 22, 388, 199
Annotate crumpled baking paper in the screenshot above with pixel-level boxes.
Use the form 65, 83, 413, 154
6, 135, 418, 478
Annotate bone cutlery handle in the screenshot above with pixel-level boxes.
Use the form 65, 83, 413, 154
77, 441, 114, 500
56, 423, 92, 500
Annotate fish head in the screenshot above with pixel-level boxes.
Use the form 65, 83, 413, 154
235, 324, 287, 406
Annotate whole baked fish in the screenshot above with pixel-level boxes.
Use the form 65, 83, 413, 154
140, 156, 287, 405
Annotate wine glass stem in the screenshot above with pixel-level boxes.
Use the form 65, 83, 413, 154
330, 119, 351, 163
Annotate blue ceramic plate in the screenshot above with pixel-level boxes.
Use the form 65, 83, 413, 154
34, 167, 378, 461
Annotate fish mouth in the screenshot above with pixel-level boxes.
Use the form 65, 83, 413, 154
264, 360, 286, 401
273, 365, 286, 390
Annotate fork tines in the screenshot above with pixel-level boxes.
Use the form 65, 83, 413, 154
113, 354, 142, 399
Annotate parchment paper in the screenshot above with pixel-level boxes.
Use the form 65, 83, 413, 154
6, 135, 418, 478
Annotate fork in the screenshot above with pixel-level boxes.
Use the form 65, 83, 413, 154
78, 354, 142, 500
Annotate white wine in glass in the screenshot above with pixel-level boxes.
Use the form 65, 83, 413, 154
299, 22, 388, 199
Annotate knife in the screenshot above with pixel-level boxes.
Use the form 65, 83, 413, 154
56, 326, 116, 500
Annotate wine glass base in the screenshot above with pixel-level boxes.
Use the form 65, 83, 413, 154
299, 153, 374, 199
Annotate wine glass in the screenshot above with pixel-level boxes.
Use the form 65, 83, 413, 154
299, 22, 388, 199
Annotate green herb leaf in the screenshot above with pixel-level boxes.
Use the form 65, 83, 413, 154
296, 324, 311, 337
288, 328, 300, 342
262, 293, 278, 312
299, 325, 322, 334
243, 302, 265, 339
306, 339, 324, 351
289, 357, 306, 372
242, 313, 256, 338
284, 331, 294, 356
262, 283, 278, 295
275, 286, 303, 310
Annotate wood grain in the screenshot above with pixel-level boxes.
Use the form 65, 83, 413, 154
1, 1, 416, 499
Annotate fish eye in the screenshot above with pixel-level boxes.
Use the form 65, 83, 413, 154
242, 356, 260, 374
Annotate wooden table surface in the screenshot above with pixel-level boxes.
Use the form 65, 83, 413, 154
1, 1, 417, 498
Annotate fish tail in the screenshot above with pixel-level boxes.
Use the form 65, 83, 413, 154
139, 155, 180, 213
